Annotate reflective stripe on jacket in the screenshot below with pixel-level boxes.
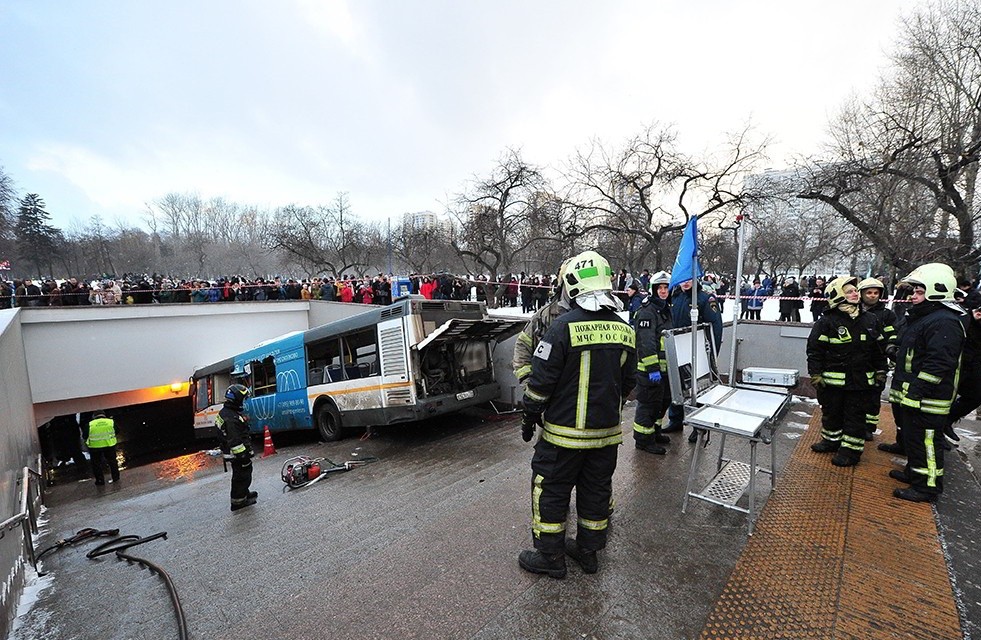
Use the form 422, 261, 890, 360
512, 299, 567, 382
86, 417, 117, 448
889, 302, 964, 415
523, 306, 637, 449
806, 307, 886, 389
633, 296, 670, 376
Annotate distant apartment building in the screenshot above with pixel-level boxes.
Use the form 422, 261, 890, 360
743, 168, 875, 278
402, 210, 439, 230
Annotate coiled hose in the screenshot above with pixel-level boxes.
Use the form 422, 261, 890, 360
34, 528, 187, 640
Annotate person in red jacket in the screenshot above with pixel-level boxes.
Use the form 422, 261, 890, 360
339, 280, 355, 303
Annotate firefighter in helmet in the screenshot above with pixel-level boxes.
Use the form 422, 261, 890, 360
512, 257, 574, 383
888, 263, 964, 502
857, 277, 899, 440
806, 276, 887, 467
217, 383, 258, 511
518, 250, 636, 578
632, 270, 673, 454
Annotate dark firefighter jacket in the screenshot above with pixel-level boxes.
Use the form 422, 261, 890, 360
889, 301, 965, 415
806, 307, 887, 390
863, 300, 899, 347
523, 306, 637, 449
216, 403, 253, 456
512, 298, 567, 382
671, 286, 722, 351
633, 295, 672, 379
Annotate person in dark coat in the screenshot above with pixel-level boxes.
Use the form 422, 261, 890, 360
809, 277, 829, 320
779, 277, 802, 322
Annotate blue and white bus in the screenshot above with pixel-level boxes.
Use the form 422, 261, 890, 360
191, 298, 525, 440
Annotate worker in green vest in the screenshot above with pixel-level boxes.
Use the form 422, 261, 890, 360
85, 410, 119, 486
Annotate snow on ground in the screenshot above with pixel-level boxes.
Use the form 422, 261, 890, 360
487, 297, 814, 323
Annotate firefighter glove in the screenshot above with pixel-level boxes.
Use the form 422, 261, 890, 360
875, 370, 887, 386
811, 373, 824, 388
521, 412, 541, 442
648, 371, 662, 384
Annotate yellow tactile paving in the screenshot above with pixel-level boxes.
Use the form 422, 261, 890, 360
699, 405, 962, 640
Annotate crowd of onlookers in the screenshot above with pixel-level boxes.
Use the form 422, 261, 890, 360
0, 272, 561, 309
6, 269, 959, 317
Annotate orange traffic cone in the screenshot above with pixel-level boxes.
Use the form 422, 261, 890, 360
261, 425, 277, 458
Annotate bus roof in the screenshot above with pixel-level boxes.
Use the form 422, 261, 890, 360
193, 355, 235, 378
303, 299, 411, 344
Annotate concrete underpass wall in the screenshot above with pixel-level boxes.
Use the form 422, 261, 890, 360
21, 301, 383, 424
21, 303, 312, 423
0, 309, 42, 636
307, 300, 375, 328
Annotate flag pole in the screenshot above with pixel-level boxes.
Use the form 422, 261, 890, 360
689, 218, 699, 409
728, 213, 747, 384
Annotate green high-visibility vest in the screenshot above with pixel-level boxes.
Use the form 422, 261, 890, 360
87, 417, 117, 448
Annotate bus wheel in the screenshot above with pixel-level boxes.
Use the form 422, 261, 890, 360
316, 403, 343, 442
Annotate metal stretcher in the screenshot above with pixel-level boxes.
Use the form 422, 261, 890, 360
664, 325, 791, 535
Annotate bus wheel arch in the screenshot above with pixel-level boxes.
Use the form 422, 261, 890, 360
314, 398, 343, 442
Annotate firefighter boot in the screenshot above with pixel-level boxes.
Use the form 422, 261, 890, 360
893, 487, 937, 503
888, 469, 912, 483
518, 550, 567, 579
877, 441, 905, 455
831, 451, 860, 467
565, 538, 598, 574
248, 491, 258, 500
811, 439, 839, 453
635, 438, 666, 455
652, 426, 671, 445
231, 496, 258, 512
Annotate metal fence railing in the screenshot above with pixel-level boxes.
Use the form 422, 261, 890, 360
0, 457, 45, 570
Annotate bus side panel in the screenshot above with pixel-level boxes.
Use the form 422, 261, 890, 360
193, 403, 223, 438
275, 353, 313, 432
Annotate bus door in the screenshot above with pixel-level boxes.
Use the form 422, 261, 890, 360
332, 327, 383, 413
377, 317, 413, 408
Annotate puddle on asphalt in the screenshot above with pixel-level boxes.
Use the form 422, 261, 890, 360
155, 452, 214, 481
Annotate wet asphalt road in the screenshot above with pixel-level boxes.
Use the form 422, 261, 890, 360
9, 400, 981, 640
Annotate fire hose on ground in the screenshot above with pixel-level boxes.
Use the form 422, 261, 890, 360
34, 527, 188, 640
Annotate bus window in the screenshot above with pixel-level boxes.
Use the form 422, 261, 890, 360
341, 328, 378, 379
307, 337, 342, 385
251, 356, 277, 396
195, 376, 211, 411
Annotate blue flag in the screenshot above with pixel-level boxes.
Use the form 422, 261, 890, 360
668, 216, 703, 290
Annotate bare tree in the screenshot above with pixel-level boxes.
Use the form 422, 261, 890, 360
269, 192, 374, 277
391, 217, 457, 274
449, 149, 559, 277
800, 0, 981, 274
564, 124, 770, 272
745, 170, 854, 278
0, 165, 17, 268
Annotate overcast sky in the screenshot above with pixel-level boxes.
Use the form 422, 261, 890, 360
0, 0, 924, 228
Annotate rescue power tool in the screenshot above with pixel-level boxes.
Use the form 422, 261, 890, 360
281, 454, 378, 490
